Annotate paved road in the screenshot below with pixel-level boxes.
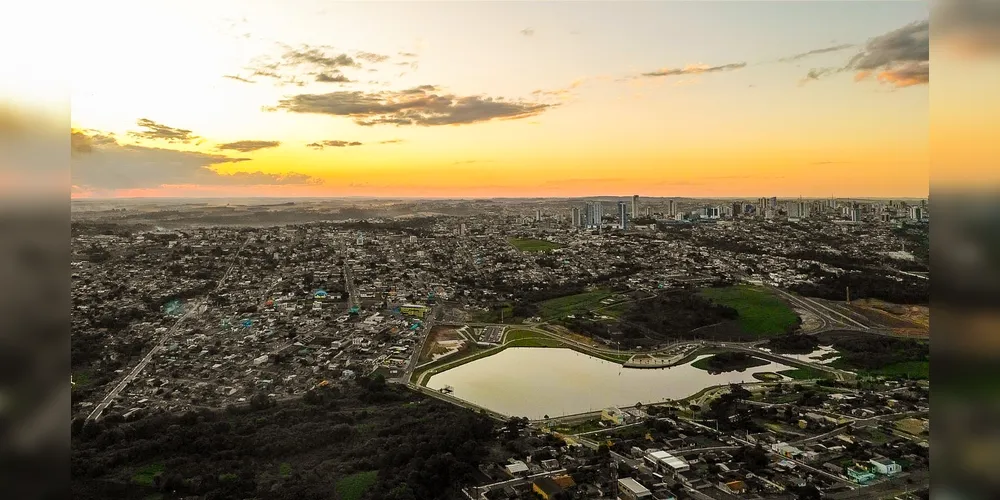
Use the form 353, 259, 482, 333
87, 236, 251, 421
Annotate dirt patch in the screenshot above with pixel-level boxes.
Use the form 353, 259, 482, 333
418, 326, 464, 363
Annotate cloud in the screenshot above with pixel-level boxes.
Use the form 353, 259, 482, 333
802, 20, 929, 88
398, 52, 418, 58
216, 140, 281, 152
933, 0, 1000, 57
779, 44, 854, 62
520, 28, 535, 36
639, 62, 747, 78
127, 118, 200, 143
315, 72, 351, 83
378, 139, 404, 144
356, 51, 389, 63
845, 20, 929, 71
874, 61, 930, 88
306, 140, 363, 149
223, 74, 256, 83
70, 129, 315, 190
269, 85, 553, 126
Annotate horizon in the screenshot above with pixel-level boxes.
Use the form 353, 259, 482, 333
70, 1, 930, 199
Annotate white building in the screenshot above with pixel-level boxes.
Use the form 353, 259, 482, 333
644, 450, 690, 474
618, 477, 653, 500
869, 457, 902, 475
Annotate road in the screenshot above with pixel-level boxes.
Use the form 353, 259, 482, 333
87, 236, 252, 421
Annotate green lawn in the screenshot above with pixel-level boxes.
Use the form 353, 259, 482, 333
537, 289, 615, 319
699, 285, 799, 337
131, 463, 165, 486
508, 238, 563, 252
335, 470, 378, 500
861, 360, 929, 380
777, 367, 832, 380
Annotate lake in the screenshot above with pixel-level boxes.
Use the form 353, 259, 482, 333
426, 347, 793, 419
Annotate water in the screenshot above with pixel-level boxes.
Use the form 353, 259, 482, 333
426, 347, 793, 419
759, 345, 841, 365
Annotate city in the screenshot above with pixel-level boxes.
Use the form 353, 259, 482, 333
71, 196, 929, 500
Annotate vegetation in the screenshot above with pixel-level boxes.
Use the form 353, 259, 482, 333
508, 237, 563, 252
72, 384, 495, 500
777, 367, 831, 380
698, 285, 800, 337
790, 269, 928, 304
821, 334, 929, 379
536, 289, 615, 319
691, 352, 769, 373
335, 471, 378, 500
765, 334, 821, 354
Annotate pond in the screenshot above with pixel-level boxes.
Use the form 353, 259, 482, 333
426, 347, 793, 419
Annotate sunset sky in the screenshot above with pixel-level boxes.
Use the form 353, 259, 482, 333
69, 0, 937, 198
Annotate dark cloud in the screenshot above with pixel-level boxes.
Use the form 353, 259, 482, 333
127, 119, 200, 143
356, 51, 389, 63
801, 20, 929, 88
845, 20, 929, 71
933, 0, 1000, 56
269, 85, 553, 126
779, 44, 854, 62
640, 62, 746, 78
306, 140, 363, 149
315, 72, 352, 83
71, 130, 116, 154
223, 74, 256, 83
282, 46, 358, 69
70, 130, 314, 190
217, 140, 281, 152
520, 28, 535, 36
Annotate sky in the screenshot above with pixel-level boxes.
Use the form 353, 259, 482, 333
67, 0, 939, 199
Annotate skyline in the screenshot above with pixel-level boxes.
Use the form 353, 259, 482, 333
70, 1, 932, 199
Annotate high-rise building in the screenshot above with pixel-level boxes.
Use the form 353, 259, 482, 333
459, 223, 467, 236
631, 195, 639, 217
645, 206, 652, 217
668, 199, 676, 217
770, 197, 778, 209
535, 209, 541, 222
707, 206, 720, 219
571, 207, 582, 227
618, 201, 629, 229
585, 202, 603, 228
758, 197, 768, 216
909, 206, 924, 221
732, 202, 741, 218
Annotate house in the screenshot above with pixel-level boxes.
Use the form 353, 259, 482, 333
540, 458, 560, 470
644, 450, 690, 475
847, 467, 876, 484
504, 460, 528, 477
869, 457, 902, 475
532, 477, 564, 500
617, 477, 652, 500
719, 480, 747, 495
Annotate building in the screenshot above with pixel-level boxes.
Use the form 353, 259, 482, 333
602, 407, 626, 425
668, 199, 676, 217
505, 460, 529, 477
645, 206, 652, 217
571, 207, 582, 227
532, 477, 564, 500
632, 195, 639, 217
586, 202, 604, 228
847, 467, 876, 484
644, 450, 690, 475
869, 457, 902, 475
535, 209, 541, 222
771, 442, 804, 458
618, 201, 629, 230
618, 477, 653, 500
399, 303, 429, 318
909, 206, 924, 221
707, 206, 720, 219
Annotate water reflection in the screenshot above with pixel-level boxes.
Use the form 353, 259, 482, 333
426, 347, 793, 419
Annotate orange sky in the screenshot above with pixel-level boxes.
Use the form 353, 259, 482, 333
62, 1, 949, 199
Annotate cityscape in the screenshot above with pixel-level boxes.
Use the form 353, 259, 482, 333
64, 1, 936, 499
71, 195, 929, 500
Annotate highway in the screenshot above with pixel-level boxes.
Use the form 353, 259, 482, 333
87, 236, 251, 421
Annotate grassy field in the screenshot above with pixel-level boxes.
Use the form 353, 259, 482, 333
508, 238, 563, 252
856, 360, 929, 380
537, 289, 615, 319
699, 285, 799, 337
777, 366, 833, 380
131, 463, 165, 486
691, 352, 770, 372
335, 470, 378, 500
504, 329, 631, 362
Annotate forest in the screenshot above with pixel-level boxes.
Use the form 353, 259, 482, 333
72, 379, 496, 500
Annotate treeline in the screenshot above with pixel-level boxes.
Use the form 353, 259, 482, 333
621, 291, 738, 338
764, 335, 821, 354
828, 336, 928, 371
790, 270, 929, 304
72, 382, 496, 500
